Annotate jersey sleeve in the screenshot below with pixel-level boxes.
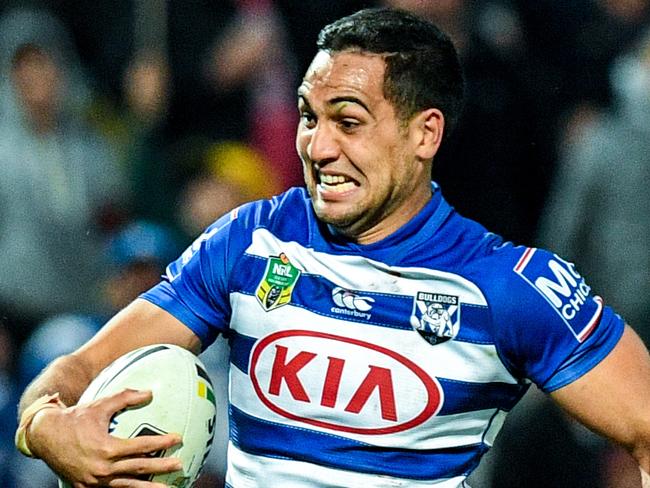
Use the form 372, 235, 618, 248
491, 247, 625, 392
141, 209, 244, 350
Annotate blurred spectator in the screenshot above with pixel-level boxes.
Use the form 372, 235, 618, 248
90, 49, 179, 227
103, 219, 182, 312
518, 23, 650, 488
514, 0, 650, 218
166, 1, 243, 142
17, 314, 101, 391
200, 0, 302, 189
122, 51, 170, 127
381, 0, 541, 243
92, 49, 170, 156
176, 141, 282, 239
538, 28, 650, 346
0, 7, 126, 345
0, 324, 19, 488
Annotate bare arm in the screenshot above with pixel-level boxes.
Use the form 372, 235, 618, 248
18, 298, 203, 486
551, 325, 650, 476
20, 298, 201, 413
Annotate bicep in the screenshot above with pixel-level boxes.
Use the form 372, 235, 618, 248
74, 298, 202, 380
551, 325, 650, 460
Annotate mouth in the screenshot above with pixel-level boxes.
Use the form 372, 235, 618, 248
318, 173, 358, 194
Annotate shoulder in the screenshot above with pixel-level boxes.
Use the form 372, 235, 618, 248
171, 187, 312, 270
235, 186, 311, 226
434, 212, 578, 316
467, 241, 600, 341
225, 186, 314, 244
475, 243, 623, 389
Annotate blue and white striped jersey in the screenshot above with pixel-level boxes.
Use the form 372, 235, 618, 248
142, 184, 624, 487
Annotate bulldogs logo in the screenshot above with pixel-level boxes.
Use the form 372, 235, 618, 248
410, 292, 460, 345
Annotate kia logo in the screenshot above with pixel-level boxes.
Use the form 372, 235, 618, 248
249, 330, 442, 435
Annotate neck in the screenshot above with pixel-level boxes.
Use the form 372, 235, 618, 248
333, 184, 433, 245
25, 105, 58, 134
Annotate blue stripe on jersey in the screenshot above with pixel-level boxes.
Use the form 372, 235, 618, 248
436, 378, 527, 415
229, 404, 485, 480
229, 331, 526, 415
234, 253, 414, 331
454, 305, 492, 344
230, 331, 256, 373
233, 252, 493, 342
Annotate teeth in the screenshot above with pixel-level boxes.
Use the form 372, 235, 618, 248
319, 180, 356, 193
318, 173, 356, 193
320, 174, 347, 184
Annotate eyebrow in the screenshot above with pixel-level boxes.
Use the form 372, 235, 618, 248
297, 91, 310, 107
297, 90, 371, 115
330, 96, 370, 114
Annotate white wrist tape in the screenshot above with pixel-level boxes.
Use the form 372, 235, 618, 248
15, 392, 66, 457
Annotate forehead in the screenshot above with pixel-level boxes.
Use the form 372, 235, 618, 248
299, 50, 387, 106
13, 47, 53, 68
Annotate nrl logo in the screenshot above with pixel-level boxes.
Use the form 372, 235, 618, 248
410, 291, 460, 345
256, 253, 301, 312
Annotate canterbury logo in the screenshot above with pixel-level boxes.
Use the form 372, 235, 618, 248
331, 287, 374, 312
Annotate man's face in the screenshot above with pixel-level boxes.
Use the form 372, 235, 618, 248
11, 48, 61, 118
296, 50, 433, 243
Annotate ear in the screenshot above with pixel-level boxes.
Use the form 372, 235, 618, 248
412, 108, 444, 160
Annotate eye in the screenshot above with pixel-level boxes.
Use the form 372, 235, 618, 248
300, 111, 316, 129
339, 118, 360, 132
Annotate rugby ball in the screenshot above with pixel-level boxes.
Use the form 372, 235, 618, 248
58, 344, 217, 488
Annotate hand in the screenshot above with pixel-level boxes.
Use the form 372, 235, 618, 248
28, 389, 183, 487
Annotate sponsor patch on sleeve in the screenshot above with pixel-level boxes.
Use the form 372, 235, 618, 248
514, 248, 603, 342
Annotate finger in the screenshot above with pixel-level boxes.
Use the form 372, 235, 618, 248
111, 456, 182, 476
96, 389, 153, 417
108, 478, 170, 488
113, 432, 182, 457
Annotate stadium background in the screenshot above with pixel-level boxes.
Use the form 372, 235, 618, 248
1, 0, 649, 486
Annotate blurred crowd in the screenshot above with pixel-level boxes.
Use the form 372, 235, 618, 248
1, 0, 650, 486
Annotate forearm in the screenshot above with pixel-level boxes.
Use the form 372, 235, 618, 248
552, 325, 650, 486
18, 352, 95, 418
17, 374, 182, 482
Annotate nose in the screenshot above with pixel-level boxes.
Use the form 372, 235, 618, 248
306, 122, 339, 164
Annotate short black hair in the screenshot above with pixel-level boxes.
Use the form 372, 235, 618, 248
317, 8, 464, 139
11, 43, 48, 69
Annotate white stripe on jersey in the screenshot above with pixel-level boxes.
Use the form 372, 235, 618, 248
230, 363, 505, 450
230, 294, 516, 385
246, 229, 488, 307
226, 442, 469, 488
